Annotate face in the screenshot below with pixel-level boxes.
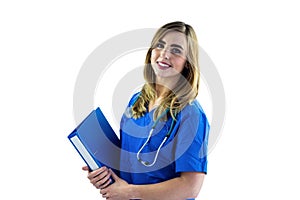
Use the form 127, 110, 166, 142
151, 31, 187, 79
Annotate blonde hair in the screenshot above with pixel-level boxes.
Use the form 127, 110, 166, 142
132, 21, 200, 120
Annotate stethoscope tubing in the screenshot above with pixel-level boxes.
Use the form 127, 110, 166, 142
136, 109, 176, 167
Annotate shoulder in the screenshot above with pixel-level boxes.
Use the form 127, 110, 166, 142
180, 100, 208, 121
127, 91, 141, 107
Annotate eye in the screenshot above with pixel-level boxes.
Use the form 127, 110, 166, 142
155, 43, 164, 49
170, 47, 182, 55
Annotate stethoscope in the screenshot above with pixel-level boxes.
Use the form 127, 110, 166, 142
136, 108, 176, 167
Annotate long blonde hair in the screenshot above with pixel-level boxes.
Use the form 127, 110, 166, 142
132, 21, 200, 120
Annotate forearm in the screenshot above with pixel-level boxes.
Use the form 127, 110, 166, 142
128, 173, 205, 200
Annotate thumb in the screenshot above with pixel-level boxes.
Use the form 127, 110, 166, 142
82, 166, 89, 171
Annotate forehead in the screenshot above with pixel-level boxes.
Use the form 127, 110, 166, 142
160, 31, 187, 48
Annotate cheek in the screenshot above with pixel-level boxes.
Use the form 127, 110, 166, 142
150, 50, 158, 64
174, 59, 186, 72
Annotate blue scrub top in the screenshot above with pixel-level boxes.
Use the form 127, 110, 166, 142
119, 92, 210, 199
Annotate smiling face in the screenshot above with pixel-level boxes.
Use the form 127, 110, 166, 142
150, 31, 187, 79
134, 21, 200, 120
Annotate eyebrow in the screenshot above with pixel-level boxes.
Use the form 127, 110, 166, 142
158, 39, 184, 50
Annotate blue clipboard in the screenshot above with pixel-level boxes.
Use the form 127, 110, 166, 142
68, 107, 120, 173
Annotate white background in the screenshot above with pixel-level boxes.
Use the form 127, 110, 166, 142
1, 0, 299, 199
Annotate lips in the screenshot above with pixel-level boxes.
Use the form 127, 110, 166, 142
157, 61, 172, 69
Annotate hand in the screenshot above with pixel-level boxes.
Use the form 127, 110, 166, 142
82, 166, 112, 189
100, 169, 131, 200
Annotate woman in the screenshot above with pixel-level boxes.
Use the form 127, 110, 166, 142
83, 21, 210, 200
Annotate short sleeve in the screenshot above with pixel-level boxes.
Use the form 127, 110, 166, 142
128, 92, 141, 107
174, 102, 210, 174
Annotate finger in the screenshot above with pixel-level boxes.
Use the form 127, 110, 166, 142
90, 168, 110, 186
99, 173, 112, 189
109, 169, 119, 181
82, 166, 89, 171
88, 166, 107, 179
90, 166, 107, 177
95, 171, 112, 189
100, 187, 107, 195
99, 178, 112, 189
96, 168, 111, 180
104, 194, 110, 199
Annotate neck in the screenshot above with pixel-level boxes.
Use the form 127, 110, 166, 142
155, 84, 169, 98
155, 75, 180, 97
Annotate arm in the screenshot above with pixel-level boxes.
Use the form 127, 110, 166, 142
130, 172, 204, 200
101, 169, 205, 200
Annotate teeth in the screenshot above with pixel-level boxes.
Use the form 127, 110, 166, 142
158, 62, 170, 67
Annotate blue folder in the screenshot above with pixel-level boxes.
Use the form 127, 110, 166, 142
68, 107, 120, 173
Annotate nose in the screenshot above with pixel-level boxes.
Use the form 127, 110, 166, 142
160, 48, 170, 60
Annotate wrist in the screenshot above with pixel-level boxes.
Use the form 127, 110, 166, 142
128, 184, 141, 199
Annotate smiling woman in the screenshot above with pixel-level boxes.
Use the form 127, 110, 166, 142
149, 31, 189, 112
137, 21, 200, 121
151, 31, 187, 78
83, 21, 209, 200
